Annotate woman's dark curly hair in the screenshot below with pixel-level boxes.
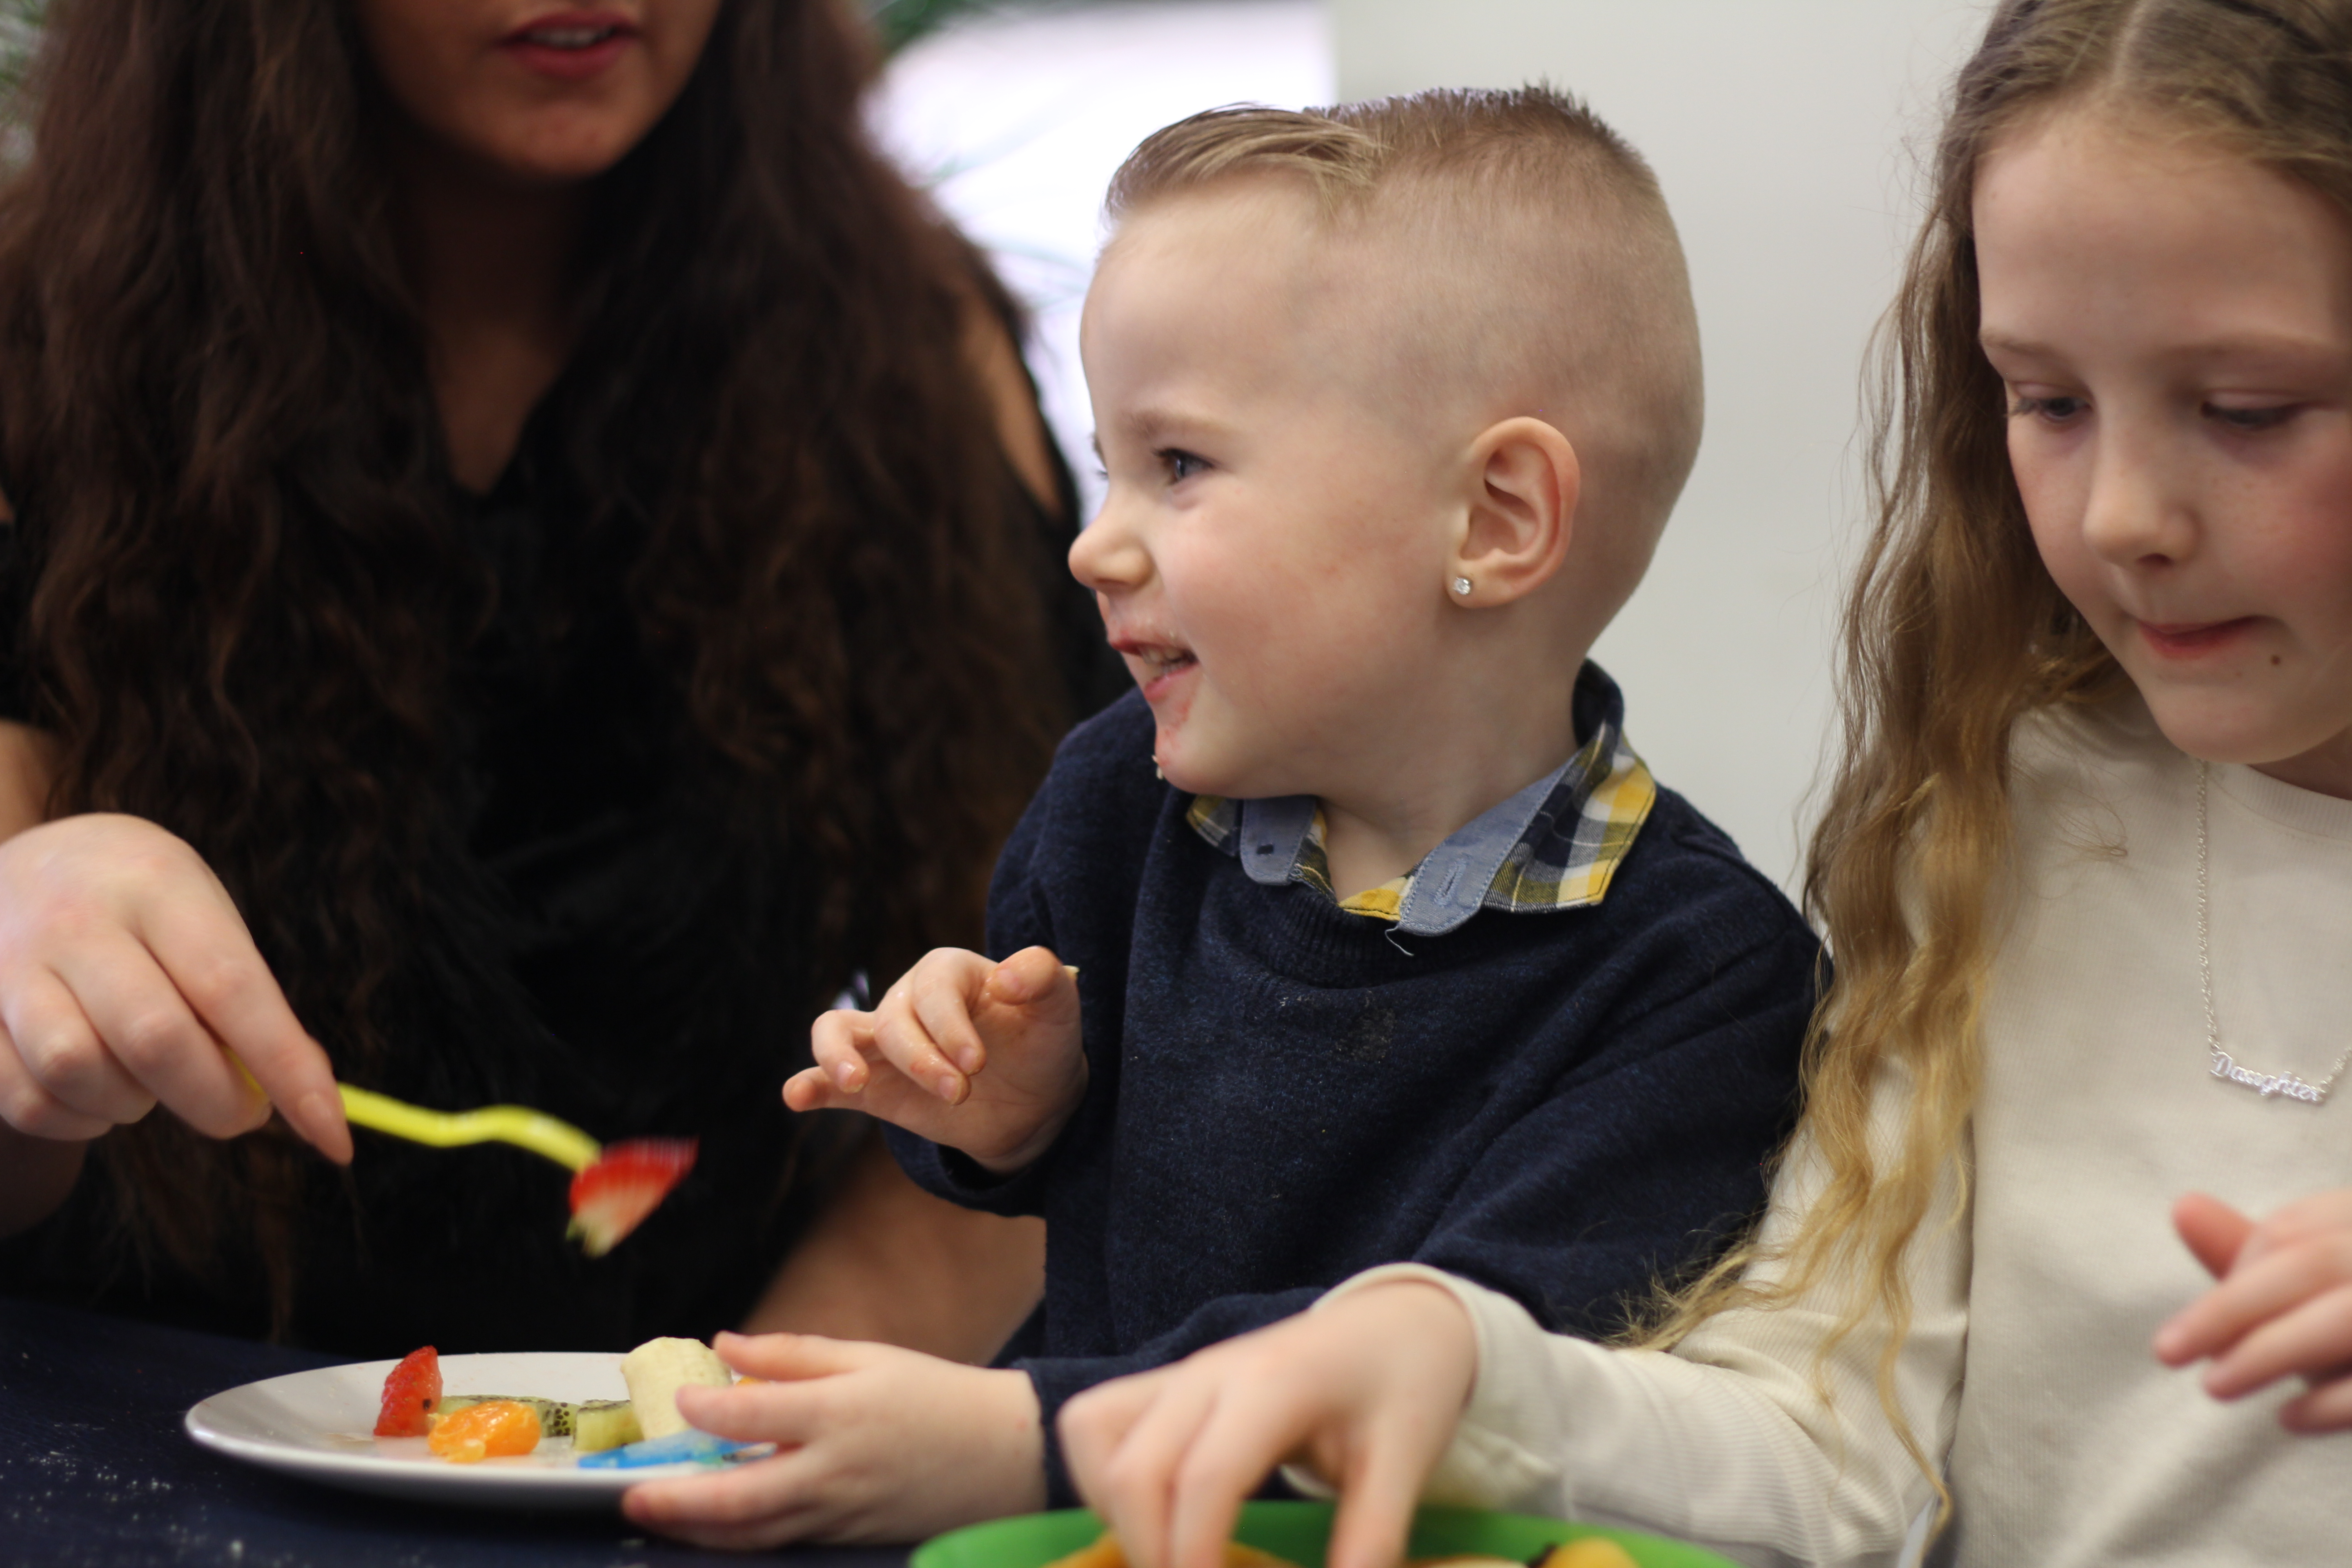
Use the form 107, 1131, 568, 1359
0, 0, 1068, 1318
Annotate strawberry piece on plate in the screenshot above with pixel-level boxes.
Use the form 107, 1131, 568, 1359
374, 1344, 441, 1437
567, 1138, 697, 1256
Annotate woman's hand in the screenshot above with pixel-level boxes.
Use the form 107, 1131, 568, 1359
1059, 1282, 1478, 1568
620, 1329, 1045, 1548
0, 813, 349, 1161
2156, 1189, 2352, 1431
785, 945, 1087, 1174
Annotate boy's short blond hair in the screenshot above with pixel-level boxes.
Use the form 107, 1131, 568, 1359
1106, 87, 1703, 608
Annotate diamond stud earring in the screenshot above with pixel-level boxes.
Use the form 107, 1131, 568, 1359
1451, 576, 1473, 597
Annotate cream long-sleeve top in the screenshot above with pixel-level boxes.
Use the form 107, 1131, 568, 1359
1333, 694, 2352, 1567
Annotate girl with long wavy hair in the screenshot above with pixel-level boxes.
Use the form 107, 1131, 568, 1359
1036, 3, 2352, 1564
0, 0, 1120, 1406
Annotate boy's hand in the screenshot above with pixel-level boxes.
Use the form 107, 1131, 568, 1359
2156, 1189, 2352, 1431
1060, 1282, 1476, 1568
784, 946, 1086, 1173
621, 1330, 1045, 1548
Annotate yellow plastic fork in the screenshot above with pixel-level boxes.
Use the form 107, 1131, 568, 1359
336, 1083, 603, 1173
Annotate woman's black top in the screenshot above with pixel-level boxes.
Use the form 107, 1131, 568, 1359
0, 399, 1124, 1355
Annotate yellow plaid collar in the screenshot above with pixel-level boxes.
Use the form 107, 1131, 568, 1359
1184, 662, 1655, 935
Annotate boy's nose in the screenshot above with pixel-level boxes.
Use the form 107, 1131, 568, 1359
1068, 499, 1152, 593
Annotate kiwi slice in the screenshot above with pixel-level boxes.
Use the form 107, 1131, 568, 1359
570, 1400, 642, 1454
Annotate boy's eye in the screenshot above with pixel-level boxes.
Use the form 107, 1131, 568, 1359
1158, 448, 1209, 483
2009, 393, 2087, 424
2205, 402, 2298, 432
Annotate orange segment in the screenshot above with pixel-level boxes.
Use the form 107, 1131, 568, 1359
426, 1398, 544, 1464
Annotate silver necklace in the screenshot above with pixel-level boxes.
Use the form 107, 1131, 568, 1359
2197, 760, 2352, 1104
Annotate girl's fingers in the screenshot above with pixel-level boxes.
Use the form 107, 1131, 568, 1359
49, 929, 264, 1138
1167, 1384, 1310, 1568
1323, 1431, 1433, 1568
2161, 1234, 2352, 1367
1060, 1372, 1162, 1523
1090, 1371, 1224, 1568
2204, 1281, 2352, 1399
2174, 1191, 2255, 1281
0, 1021, 113, 1140
2233, 1191, 2352, 1272
5, 968, 153, 1126
133, 889, 347, 1162
2279, 1368, 2352, 1433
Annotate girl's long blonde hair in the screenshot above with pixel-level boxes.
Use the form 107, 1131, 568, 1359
1644, 0, 2352, 1487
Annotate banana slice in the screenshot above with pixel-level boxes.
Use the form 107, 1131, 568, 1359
620, 1337, 732, 1440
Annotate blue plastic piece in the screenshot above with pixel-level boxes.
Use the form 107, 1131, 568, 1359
575, 1429, 755, 1468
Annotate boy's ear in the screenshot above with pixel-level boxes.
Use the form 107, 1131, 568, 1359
1447, 417, 1579, 607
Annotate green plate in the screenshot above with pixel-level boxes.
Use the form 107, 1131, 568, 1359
915, 1501, 1738, 1568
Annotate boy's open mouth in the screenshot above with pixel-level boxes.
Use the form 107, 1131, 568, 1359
1113, 638, 1198, 684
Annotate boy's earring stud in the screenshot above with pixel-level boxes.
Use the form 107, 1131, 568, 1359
1451, 576, 1473, 597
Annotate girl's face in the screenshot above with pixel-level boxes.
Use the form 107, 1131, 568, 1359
354, 0, 724, 185
1977, 108, 2352, 798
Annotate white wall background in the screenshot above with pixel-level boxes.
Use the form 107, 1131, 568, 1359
875, 2, 1335, 523
1334, 0, 1993, 888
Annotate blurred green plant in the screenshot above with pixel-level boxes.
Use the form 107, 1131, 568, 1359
869, 0, 1000, 53
0, 0, 40, 103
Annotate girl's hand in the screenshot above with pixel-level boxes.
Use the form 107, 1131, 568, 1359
2156, 1189, 2352, 1431
784, 946, 1086, 1174
1059, 1282, 1477, 1568
620, 1330, 1045, 1548
0, 813, 349, 1161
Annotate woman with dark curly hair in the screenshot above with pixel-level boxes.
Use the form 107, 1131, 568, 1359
0, 0, 1119, 1374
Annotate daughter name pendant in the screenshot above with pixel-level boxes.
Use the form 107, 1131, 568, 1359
2196, 763, 2352, 1107
2210, 1047, 2331, 1105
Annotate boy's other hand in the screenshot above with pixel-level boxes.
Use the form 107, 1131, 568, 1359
620, 1329, 1046, 1548
784, 945, 1087, 1173
2157, 1188, 2352, 1432
1059, 1281, 1477, 1568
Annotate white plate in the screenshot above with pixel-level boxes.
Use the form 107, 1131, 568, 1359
185, 1351, 738, 1511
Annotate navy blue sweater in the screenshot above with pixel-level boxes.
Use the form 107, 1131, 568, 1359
891, 687, 1817, 1503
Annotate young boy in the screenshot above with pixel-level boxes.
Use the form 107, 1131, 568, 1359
629, 88, 1816, 1547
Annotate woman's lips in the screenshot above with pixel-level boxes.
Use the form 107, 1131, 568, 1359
499, 11, 638, 80
2138, 617, 2257, 659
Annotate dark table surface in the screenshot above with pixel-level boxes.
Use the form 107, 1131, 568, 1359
0, 1295, 915, 1568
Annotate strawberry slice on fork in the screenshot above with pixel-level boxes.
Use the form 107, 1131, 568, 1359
566, 1138, 698, 1257
336, 1084, 697, 1256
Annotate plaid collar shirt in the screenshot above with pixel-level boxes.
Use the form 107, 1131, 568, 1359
1183, 663, 1656, 938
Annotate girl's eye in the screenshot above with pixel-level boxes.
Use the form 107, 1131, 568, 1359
1159, 448, 1209, 483
2205, 402, 2298, 432
2009, 394, 2087, 424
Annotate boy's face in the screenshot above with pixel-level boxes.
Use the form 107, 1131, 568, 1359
1073, 185, 1457, 801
